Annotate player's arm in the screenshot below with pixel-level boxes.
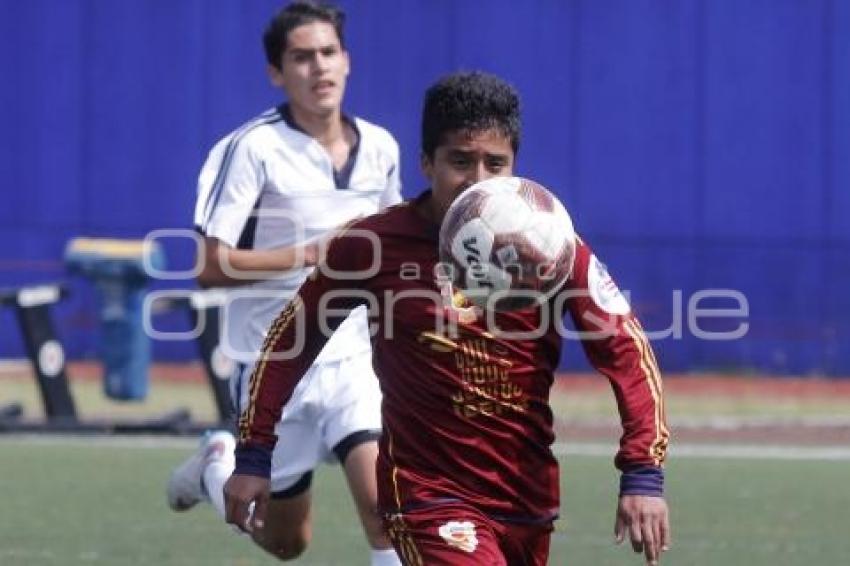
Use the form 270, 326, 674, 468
222, 229, 370, 532
192, 131, 322, 288
196, 236, 320, 288
560, 236, 670, 565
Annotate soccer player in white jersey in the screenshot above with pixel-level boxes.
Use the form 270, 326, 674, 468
166, 3, 402, 565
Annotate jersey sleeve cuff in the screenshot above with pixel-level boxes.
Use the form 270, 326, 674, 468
620, 466, 664, 497
234, 443, 273, 478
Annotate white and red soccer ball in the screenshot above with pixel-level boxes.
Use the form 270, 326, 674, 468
438, 176, 577, 312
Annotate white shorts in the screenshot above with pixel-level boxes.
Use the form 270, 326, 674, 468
231, 351, 382, 493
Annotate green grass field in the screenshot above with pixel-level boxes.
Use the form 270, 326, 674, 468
5, 368, 850, 423
1, 436, 848, 566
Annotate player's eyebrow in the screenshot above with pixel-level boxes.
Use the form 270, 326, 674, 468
286, 45, 338, 57
445, 148, 510, 162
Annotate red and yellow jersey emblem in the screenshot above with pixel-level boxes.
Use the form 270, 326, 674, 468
438, 521, 478, 553
436, 279, 480, 323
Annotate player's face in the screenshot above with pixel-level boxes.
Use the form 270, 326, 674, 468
267, 21, 350, 117
421, 129, 515, 222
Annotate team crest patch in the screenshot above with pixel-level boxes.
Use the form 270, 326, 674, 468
438, 521, 478, 553
436, 277, 480, 323
587, 255, 631, 315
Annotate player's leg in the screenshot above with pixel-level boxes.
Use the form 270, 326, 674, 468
322, 355, 400, 565
166, 362, 245, 515
196, 362, 247, 517
166, 429, 235, 515
336, 433, 400, 565
383, 503, 506, 565
251, 371, 326, 560
167, 360, 324, 562
250, 473, 314, 560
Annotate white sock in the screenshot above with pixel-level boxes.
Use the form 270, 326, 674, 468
370, 547, 402, 566
202, 459, 234, 519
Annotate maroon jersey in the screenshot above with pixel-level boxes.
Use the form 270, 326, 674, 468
236, 194, 668, 522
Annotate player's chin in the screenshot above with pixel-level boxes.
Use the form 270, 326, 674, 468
312, 92, 342, 111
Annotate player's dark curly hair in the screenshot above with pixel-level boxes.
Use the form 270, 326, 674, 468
421, 71, 521, 159
263, 1, 346, 69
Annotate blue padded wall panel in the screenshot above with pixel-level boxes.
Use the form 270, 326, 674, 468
702, 0, 826, 242
823, 249, 850, 373
828, 0, 850, 243
576, 0, 699, 242
558, 242, 695, 374
691, 247, 826, 374
0, 3, 33, 228
341, 0, 457, 198
0, 227, 73, 287
83, 1, 207, 233
448, 2, 577, 202
198, 0, 282, 143
608, 245, 697, 374
0, 1, 85, 233
0, 6, 14, 221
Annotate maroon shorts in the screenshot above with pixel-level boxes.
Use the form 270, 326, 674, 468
384, 502, 553, 566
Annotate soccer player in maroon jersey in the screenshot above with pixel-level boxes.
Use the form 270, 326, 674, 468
224, 71, 671, 565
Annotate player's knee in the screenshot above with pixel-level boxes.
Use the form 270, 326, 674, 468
271, 537, 308, 561
367, 532, 393, 552
254, 529, 311, 561
361, 513, 391, 550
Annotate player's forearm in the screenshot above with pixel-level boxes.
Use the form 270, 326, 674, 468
197, 241, 319, 288
234, 295, 317, 476
234, 276, 351, 476
599, 336, 669, 468
576, 312, 669, 485
603, 322, 669, 496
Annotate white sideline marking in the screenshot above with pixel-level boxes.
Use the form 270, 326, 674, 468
558, 414, 850, 428
2, 435, 850, 461
0, 435, 198, 450
671, 414, 850, 428
553, 442, 850, 461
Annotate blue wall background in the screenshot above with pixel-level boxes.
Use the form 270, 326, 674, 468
1, 0, 848, 375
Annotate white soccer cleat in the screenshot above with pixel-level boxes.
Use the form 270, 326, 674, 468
167, 430, 236, 512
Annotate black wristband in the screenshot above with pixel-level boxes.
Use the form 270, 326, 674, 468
234, 443, 273, 478
620, 466, 664, 496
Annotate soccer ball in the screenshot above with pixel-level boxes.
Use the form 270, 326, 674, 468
438, 176, 576, 312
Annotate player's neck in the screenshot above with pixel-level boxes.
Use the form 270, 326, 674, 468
415, 192, 442, 225
288, 104, 346, 147
288, 104, 353, 170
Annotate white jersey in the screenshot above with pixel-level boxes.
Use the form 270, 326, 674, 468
194, 105, 402, 364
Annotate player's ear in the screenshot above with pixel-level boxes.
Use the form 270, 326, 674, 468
341, 48, 350, 78
267, 64, 285, 88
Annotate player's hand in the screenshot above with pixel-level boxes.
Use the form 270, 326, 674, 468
614, 494, 670, 565
223, 473, 270, 534
301, 240, 323, 267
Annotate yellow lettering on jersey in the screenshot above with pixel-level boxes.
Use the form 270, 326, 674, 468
449, 337, 525, 420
